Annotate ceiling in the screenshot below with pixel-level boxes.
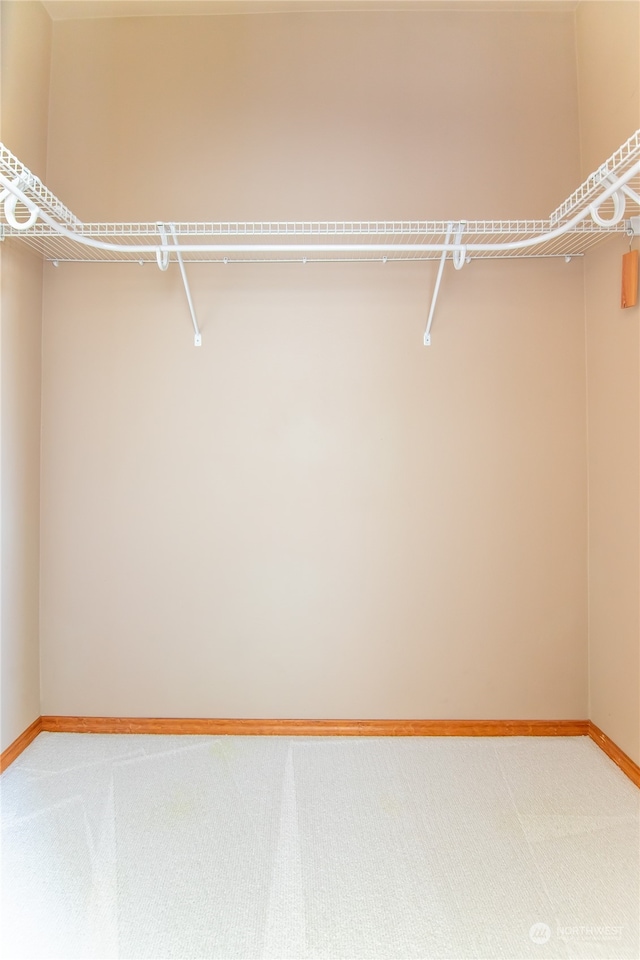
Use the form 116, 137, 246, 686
41, 0, 580, 20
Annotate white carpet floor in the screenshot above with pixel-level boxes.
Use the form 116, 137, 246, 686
0, 733, 638, 960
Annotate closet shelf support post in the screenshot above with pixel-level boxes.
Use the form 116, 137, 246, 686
424, 222, 460, 346
167, 223, 202, 347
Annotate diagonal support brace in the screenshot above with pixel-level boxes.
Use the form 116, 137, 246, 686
423, 222, 453, 346
168, 223, 202, 347
423, 221, 467, 346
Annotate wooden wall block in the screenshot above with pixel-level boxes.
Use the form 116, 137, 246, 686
621, 249, 639, 308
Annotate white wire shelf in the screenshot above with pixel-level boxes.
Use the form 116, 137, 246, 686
2, 135, 640, 350
3, 218, 629, 264
0, 143, 82, 230
0, 131, 639, 266
549, 129, 640, 225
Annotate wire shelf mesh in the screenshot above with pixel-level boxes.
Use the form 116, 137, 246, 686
1, 218, 626, 264
1, 131, 639, 264
0, 144, 82, 228
549, 130, 640, 225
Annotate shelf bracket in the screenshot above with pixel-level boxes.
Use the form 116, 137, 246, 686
167, 223, 202, 347
423, 221, 469, 346
626, 215, 640, 237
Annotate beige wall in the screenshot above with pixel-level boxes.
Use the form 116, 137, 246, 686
0, 0, 51, 751
576, 0, 640, 763
39, 9, 589, 720
2, 1, 638, 745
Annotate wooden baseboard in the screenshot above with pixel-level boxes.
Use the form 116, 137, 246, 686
588, 721, 640, 788
40, 716, 589, 737
5, 716, 638, 788
0, 716, 43, 773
